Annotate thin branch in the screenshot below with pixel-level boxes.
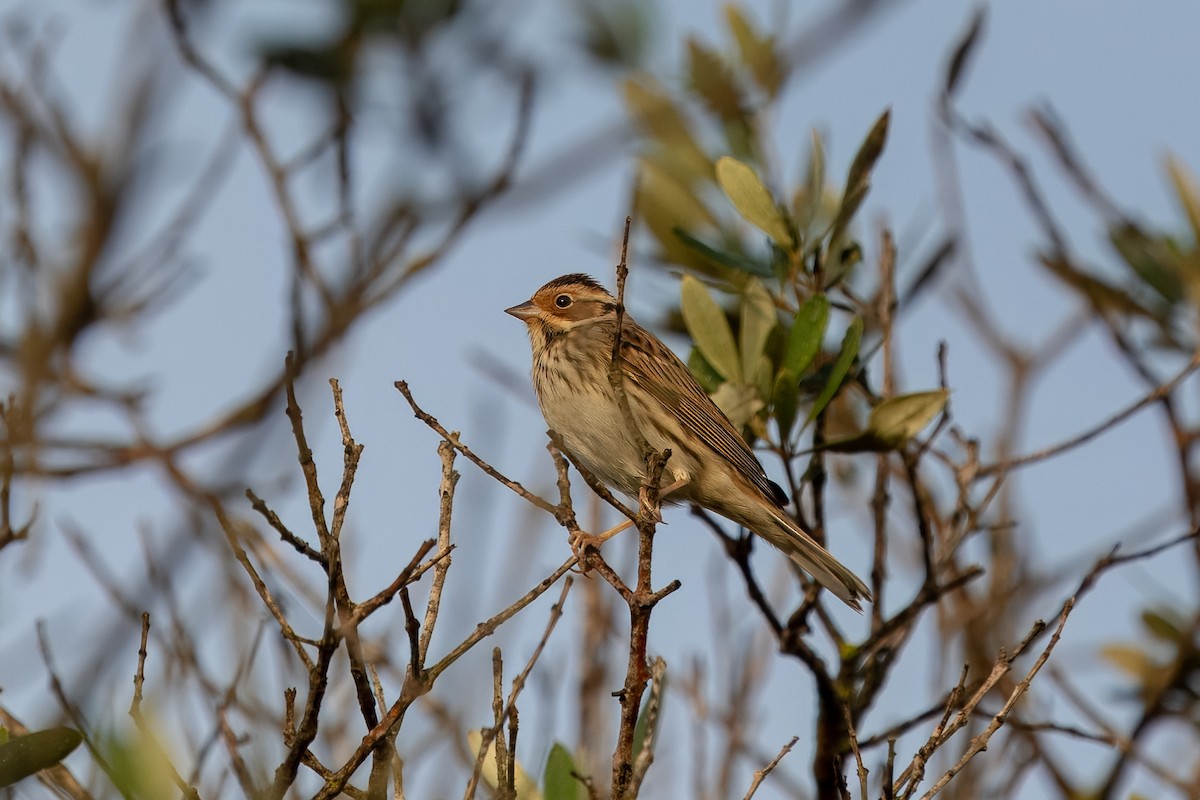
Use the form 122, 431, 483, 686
419, 440, 460, 665
742, 736, 799, 800
396, 381, 558, 515
977, 351, 1200, 477
919, 599, 1075, 799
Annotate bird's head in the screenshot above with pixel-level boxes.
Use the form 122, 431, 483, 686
505, 274, 618, 339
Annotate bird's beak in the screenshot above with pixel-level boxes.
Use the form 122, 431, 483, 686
505, 300, 538, 321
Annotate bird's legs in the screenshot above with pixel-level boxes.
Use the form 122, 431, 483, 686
570, 477, 690, 562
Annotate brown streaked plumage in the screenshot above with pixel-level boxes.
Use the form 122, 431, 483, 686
506, 274, 871, 610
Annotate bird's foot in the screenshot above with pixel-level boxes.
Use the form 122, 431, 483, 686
568, 519, 636, 572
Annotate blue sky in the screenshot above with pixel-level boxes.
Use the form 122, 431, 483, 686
3, 0, 1199, 797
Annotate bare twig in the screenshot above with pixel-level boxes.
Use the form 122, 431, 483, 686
919, 600, 1075, 799
396, 381, 558, 514
977, 351, 1200, 477
419, 440, 460, 664
742, 736, 799, 800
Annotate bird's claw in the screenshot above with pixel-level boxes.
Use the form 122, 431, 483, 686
569, 529, 607, 573
637, 486, 664, 523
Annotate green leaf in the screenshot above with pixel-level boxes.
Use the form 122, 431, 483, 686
542, 743, 582, 800
673, 228, 773, 277
739, 279, 776, 378
828, 110, 890, 247
772, 371, 800, 438
0, 728, 82, 787
1141, 609, 1182, 642
1109, 223, 1184, 304
681, 274, 742, 382
725, 4, 782, 97
716, 156, 794, 248
806, 317, 862, 423
782, 294, 829, 378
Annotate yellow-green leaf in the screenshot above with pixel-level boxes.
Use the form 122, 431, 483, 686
806, 317, 862, 423
819, 389, 948, 453
1166, 154, 1200, 244
639, 159, 715, 230
864, 389, 948, 448
623, 78, 711, 180
1141, 609, 1182, 642
739, 279, 776, 378
681, 274, 741, 381
716, 156, 793, 248
803, 129, 826, 229
1109, 222, 1184, 304
725, 4, 782, 97
687, 38, 746, 127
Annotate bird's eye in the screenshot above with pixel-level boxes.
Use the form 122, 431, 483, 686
555, 294, 572, 308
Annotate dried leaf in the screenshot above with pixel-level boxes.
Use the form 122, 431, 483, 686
1100, 644, 1155, 682
467, 730, 541, 800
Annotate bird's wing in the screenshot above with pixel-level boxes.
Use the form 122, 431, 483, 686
620, 322, 786, 506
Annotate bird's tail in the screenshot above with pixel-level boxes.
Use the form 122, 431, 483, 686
757, 507, 872, 612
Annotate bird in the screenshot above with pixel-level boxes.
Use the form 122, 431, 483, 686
506, 273, 871, 611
